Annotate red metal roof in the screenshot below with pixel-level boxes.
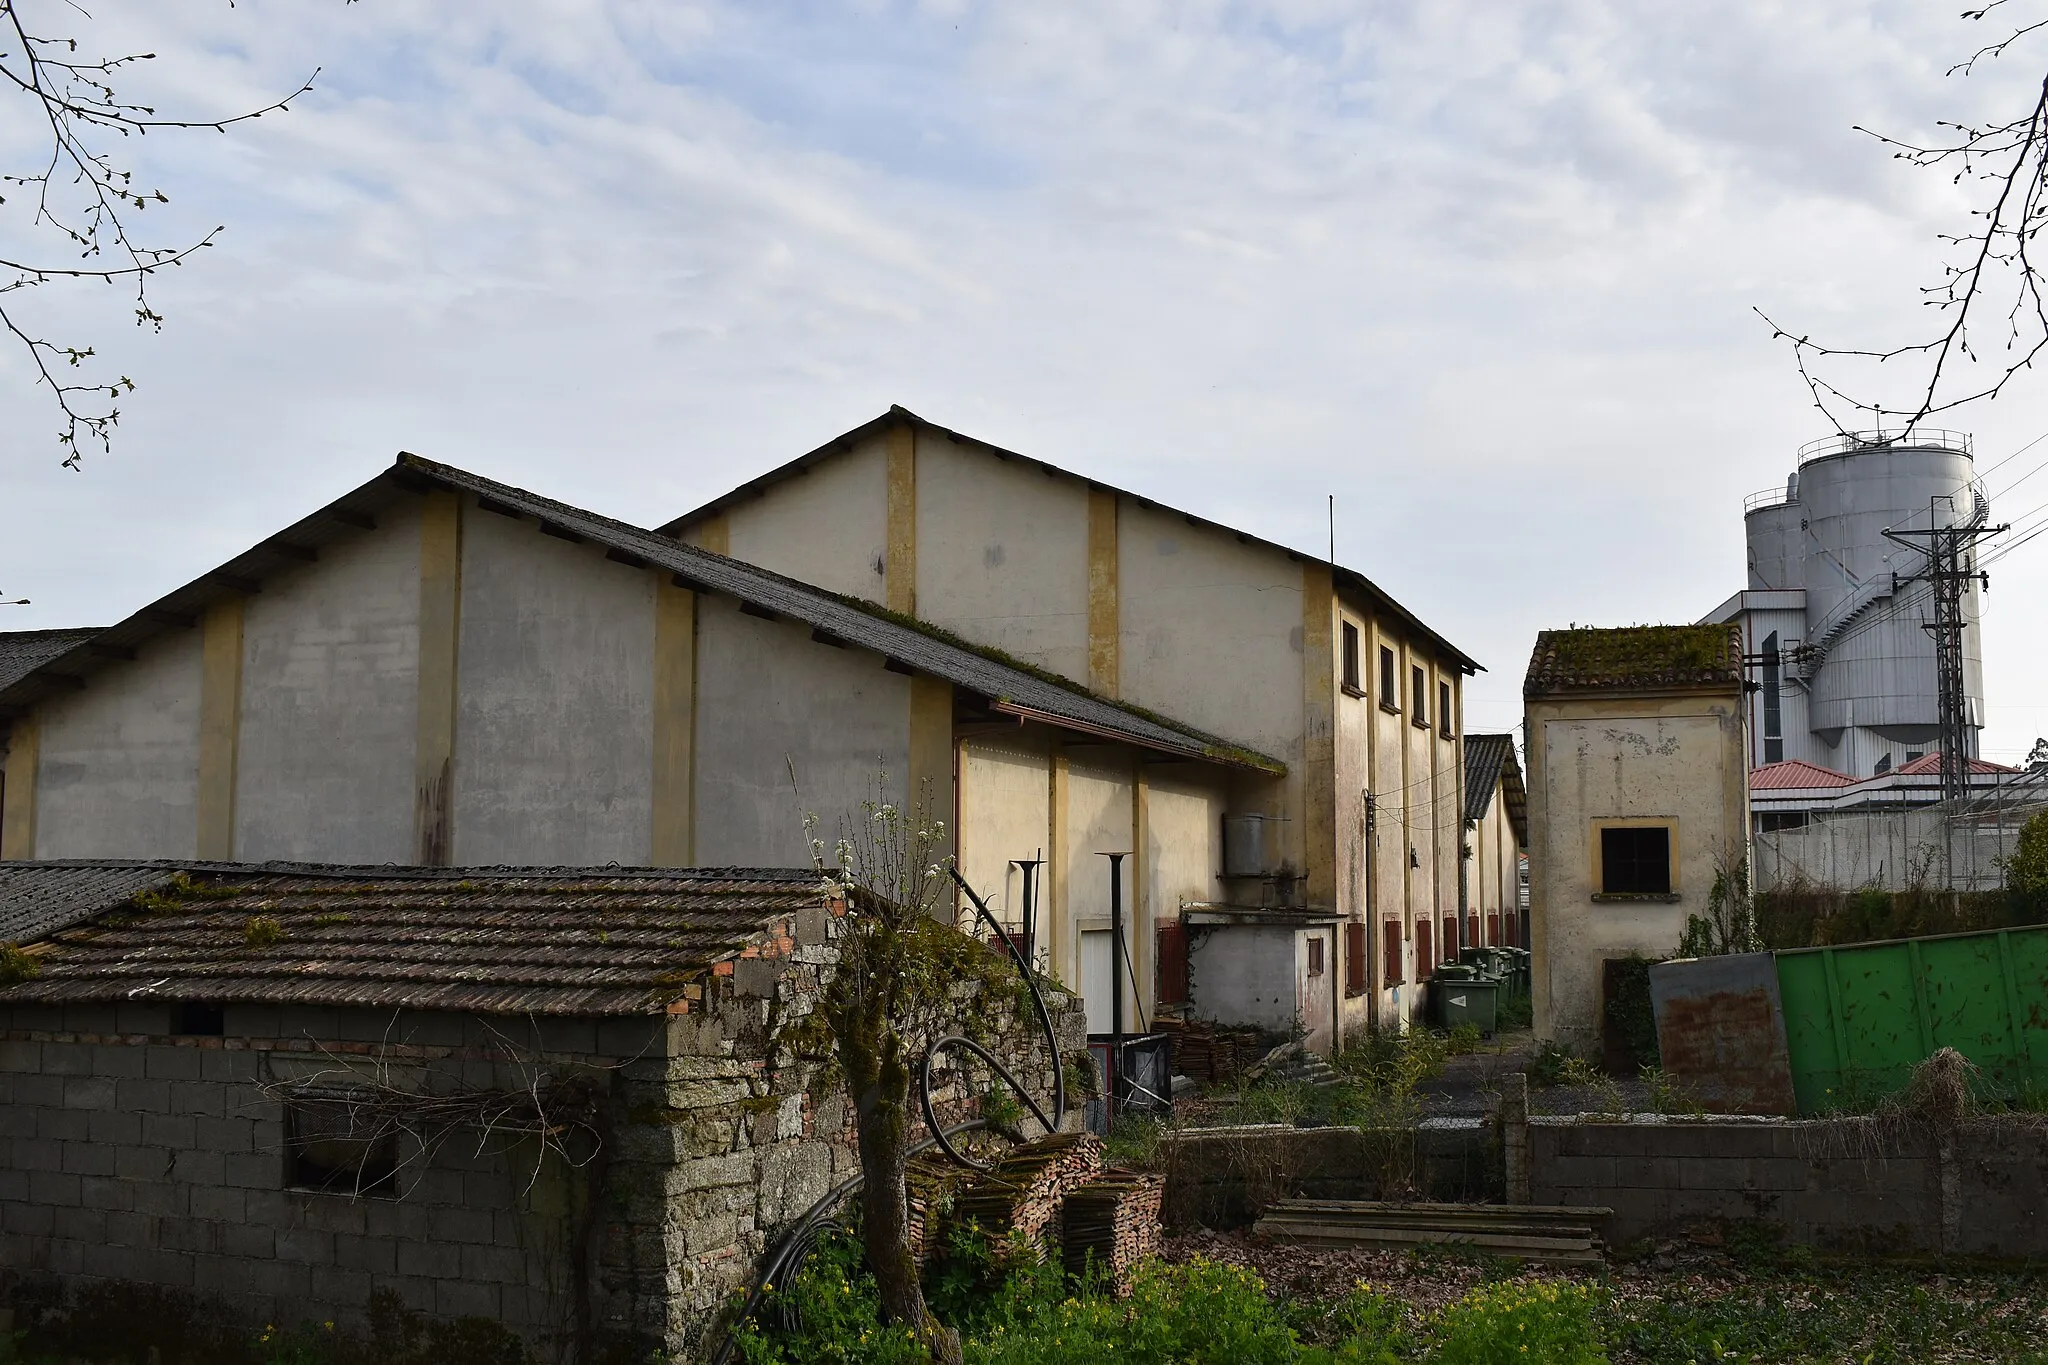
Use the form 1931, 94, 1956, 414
1750, 760, 1856, 789
1892, 753, 2022, 776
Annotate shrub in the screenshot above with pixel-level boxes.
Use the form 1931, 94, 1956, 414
1601, 956, 1659, 1071
1446, 1023, 1482, 1056
1529, 1040, 1576, 1088
1427, 1280, 1606, 1365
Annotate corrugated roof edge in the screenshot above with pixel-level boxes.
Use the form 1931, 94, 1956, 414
655, 405, 1484, 675
0, 454, 1284, 776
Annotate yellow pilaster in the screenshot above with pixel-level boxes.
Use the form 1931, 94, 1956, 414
1301, 563, 1336, 910
1048, 751, 1069, 983
886, 424, 918, 616
1132, 762, 1151, 1026
694, 514, 730, 557
651, 579, 698, 865
415, 491, 463, 865
1, 718, 39, 860
196, 597, 245, 860
1087, 488, 1119, 696
909, 674, 955, 913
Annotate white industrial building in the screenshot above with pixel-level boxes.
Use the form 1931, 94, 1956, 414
1703, 431, 1993, 801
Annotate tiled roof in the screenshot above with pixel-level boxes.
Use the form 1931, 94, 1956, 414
0, 862, 184, 947
1750, 759, 1857, 790
1460, 733, 1529, 847
0, 628, 102, 692
656, 406, 1483, 674
1523, 624, 1743, 699
0, 862, 824, 1016
0, 456, 1283, 776
1893, 753, 2022, 776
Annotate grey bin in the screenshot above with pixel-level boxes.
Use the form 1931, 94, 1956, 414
1433, 976, 1499, 1035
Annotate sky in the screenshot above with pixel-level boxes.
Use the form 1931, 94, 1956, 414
7, 1, 2048, 760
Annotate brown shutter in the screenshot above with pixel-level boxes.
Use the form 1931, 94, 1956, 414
1416, 918, 1434, 981
1382, 919, 1404, 986
1155, 922, 1189, 1005
1344, 921, 1368, 996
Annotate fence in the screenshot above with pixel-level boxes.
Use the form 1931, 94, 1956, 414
1753, 783, 2048, 893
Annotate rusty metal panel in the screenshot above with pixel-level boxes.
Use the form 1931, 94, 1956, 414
1648, 953, 1798, 1116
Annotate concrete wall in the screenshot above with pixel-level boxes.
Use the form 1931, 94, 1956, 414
692, 595, 914, 868
915, 437, 1091, 683
453, 505, 658, 866
29, 631, 203, 860
236, 504, 421, 864
723, 433, 889, 601
1159, 1122, 1497, 1229
1528, 1116, 2047, 1257
1064, 752, 1136, 1034
957, 730, 1055, 935
1527, 690, 1749, 1049
1188, 925, 1298, 1032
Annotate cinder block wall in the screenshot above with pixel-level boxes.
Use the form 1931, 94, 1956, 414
1528, 1116, 2047, 1256
0, 1001, 644, 1343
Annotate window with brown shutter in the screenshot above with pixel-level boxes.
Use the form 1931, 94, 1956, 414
1345, 922, 1368, 996
1382, 919, 1404, 986
1307, 935, 1325, 976
1416, 918, 1434, 981
1155, 922, 1189, 1004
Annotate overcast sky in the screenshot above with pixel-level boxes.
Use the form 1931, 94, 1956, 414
7, 1, 2048, 760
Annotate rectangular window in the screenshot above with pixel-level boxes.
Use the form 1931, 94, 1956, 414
1415, 918, 1434, 981
1379, 647, 1398, 709
174, 1001, 225, 1036
1382, 919, 1404, 986
1306, 935, 1325, 977
1345, 922, 1368, 996
1438, 680, 1454, 737
1599, 825, 1673, 895
285, 1097, 398, 1196
1761, 632, 1783, 764
1411, 666, 1428, 726
1341, 622, 1363, 695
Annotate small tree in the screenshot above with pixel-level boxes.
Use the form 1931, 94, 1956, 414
1680, 852, 1763, 958
2002, 807, 2048, 905
789, 780, 1017, 1365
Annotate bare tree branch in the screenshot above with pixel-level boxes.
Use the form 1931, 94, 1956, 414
0, 1, 324, 467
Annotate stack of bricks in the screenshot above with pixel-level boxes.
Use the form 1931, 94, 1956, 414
1059, 1169, 1165, 1295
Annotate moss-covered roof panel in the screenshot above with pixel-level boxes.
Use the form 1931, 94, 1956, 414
1523, 624, 1743, 699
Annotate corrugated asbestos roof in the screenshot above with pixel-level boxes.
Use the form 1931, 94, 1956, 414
1523, 624, 1744, 699
1460, 733, 1528, 846
655, 406, 1483, 675
0, 862, 823, 1016
0, 628, 103, 692
0, 456, 1282, 775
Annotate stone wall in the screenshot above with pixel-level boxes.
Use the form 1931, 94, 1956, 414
1528, 1115, 2048, 1256
1157, 1122, 1499, 1230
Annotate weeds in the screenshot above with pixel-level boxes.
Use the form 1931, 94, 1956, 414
242, 916, 286, 949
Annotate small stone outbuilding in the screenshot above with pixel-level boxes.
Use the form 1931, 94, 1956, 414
0, 861, 1080, 1361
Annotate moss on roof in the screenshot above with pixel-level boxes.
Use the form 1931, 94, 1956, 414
1523, 624, 1743, 699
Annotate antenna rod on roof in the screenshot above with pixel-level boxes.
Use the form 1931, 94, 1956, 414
1328, 494, 1336, 570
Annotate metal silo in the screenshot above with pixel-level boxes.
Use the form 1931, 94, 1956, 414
1796, 431, 1985, 777
1744, 474, 1803, 590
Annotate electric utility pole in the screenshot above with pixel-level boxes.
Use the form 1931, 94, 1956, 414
1884, 495, 2007, 808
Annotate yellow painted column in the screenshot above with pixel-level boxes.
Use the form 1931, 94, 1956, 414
650, 579, 698, 865
908, 675, 954, 913
1131, 762, 1151, 1027
1301, 564, 1337, 911
415, 491, 463, 865
886, 424, 917, 616
693, 514, 730, 557
0, 718, 39, 860
1087, 488, 1119, 696
196, 599, 245, 860
1048, 751, 1069, 985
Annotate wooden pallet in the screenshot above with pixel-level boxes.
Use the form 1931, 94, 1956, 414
1254, 1199, 1612, 1266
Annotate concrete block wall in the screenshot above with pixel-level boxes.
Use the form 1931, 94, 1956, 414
1528, 1116, 2048, 1256
0, 1001, 646, 1347
1158, 1122, 1498, 1230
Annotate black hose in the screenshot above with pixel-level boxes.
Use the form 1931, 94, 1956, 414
707, 869, 1068, 1363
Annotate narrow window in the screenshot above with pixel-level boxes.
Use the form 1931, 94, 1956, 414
1306, 935, 1325, 977
1382, 919, 1404, 986
1341, 622, 1362, 694
1379, 647, 1397, 708
1415, 918, 1434, 981
1344, 922, 1368, 996
175, 1002, 225, 1036
285, 1098, 399, 1196
1438, 680, 1454, 737
1599, 826, 1672, 895
1762, 632, 1783, 764
1875, 754, 1893, 776
1411, 666, 1428, 725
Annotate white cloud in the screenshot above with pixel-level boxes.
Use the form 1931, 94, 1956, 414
7, 0, 2048, 757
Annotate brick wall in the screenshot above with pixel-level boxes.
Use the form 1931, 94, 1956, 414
1528, 1115, 2048, 1256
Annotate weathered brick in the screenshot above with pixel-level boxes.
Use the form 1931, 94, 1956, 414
195, 1115, 255, 1153
434, 1278, 500, 1319
190, 1186, 246, 1222
172, 1148, 225, 1185
60, 1141, 114, 1177
102, 1209, 155, 1246
115, 1144, 171, 1180
198, 1050, 261, 1084
396, 1239, 460, 1279
428, 1206, 495, 1245
80, 1175, 134, 1211
142, 1113, 197, 1146
158, 1216, 220, 1255
115, 1077, 173, 1112
296, 1195, 368, 1235
239, 1259, 312, 1301
458, 1243, 530, 1285
9, 1073, 63, 1107
223, 1152, 278, 1190
171, 1083, 227, 1117
0, 1167, 28, 1200
221, 1220, 276, 1258
144, 1047, 203, 1081
88, 1109, 143, 1145
275, 1226, 335, 1265
4, 1201, 55, 1235
88, 1045, 148, 1079
0, 1040, 42, 1071
335, 1233, 396, 1275
36, 1109, 89, 1142
50, 1205, 106, 1242
130, 1180, 185, 1217
41, 1045, 95, 1077
62, 1076, 118, 1111
0, 1105, 36, 1140
311, 1264, 373, 1306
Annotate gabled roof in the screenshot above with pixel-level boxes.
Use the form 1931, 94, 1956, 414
1524, 624, 1744, 699
1893, 753, 2021, 777
1750, 759, 1856, 790
0, 628, 103, 692
0, 454, 1283, 775
1461, 733, 1528, 845
0, 861, 823, 1016
657, 405, 1483, 675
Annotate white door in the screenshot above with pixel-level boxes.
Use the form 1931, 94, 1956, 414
1080, 929, 1113, 1034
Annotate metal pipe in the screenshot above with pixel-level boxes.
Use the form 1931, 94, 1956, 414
1104, 851, 1127, 1114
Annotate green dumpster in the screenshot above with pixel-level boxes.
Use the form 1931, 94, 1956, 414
1433, 974, 1498, 1035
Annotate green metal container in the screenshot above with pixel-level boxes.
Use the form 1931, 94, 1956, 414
1775, 924, 2048, 1113
1434, 976, 1498, 1034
